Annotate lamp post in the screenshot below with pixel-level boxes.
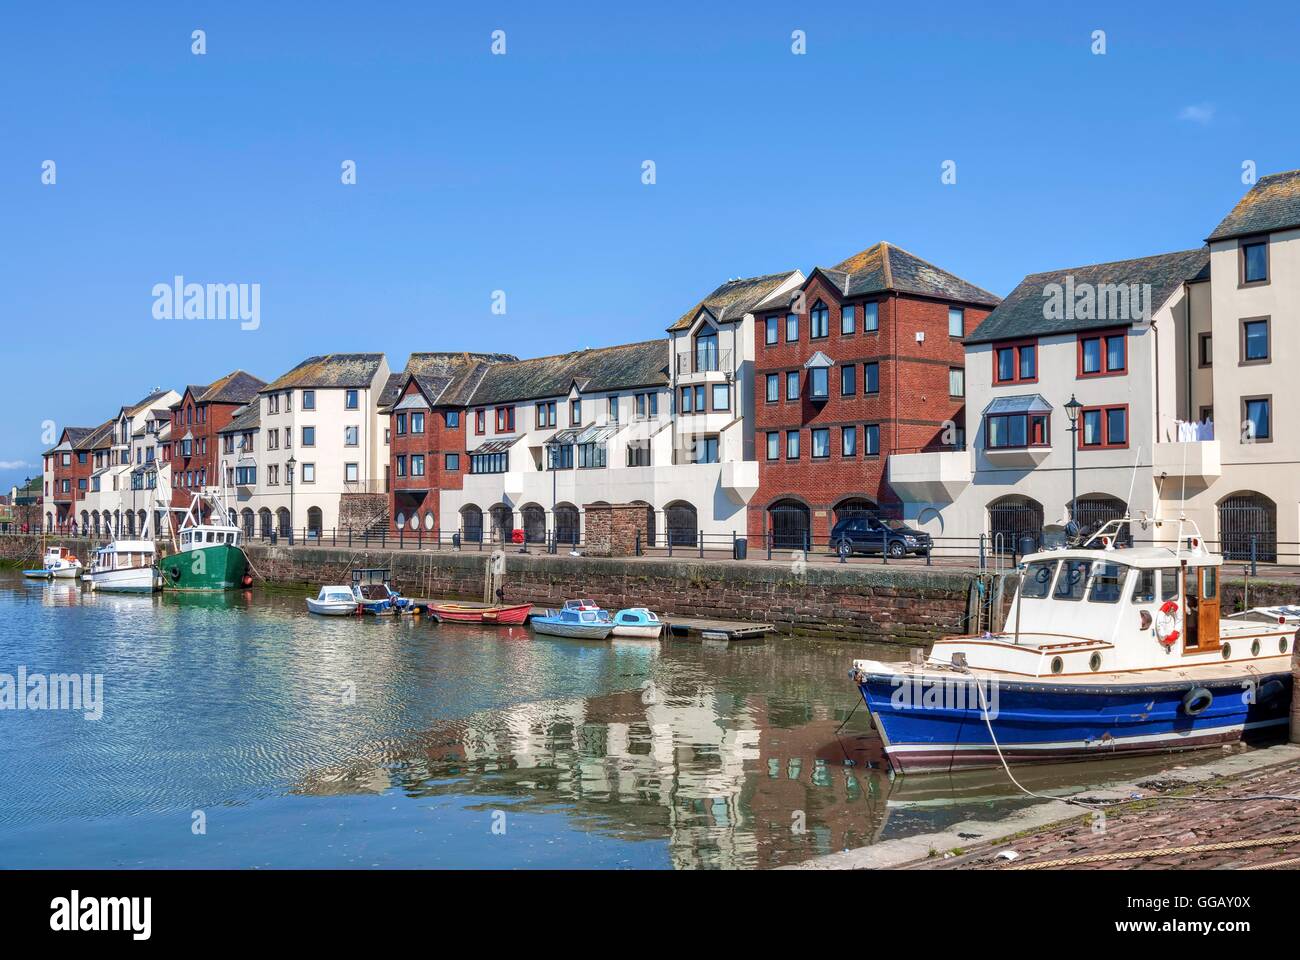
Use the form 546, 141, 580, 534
286, 455, 296, 545
1064, 394, 1082, 525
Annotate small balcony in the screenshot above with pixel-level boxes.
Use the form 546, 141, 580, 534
1153, 440, 1221, 484
888, 448, 971, 502
675, 348, 732, 376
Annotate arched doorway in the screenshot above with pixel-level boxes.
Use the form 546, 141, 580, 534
124, 511, 135, 536
139, 510, 148, 535
80, 510, 89, 534
259, 509, 273, 537
1218, 491, 1276, 562
1073, 495, 1131, 545
91, 511, 100, 536
489, 504, 513, 543
987, 495, 1044, 554
769, 499, 811, 550
520, 504, 546, 544
554, 503, 580, 545
833, 497, 877, 526
461, 504, 484, 543
665, 501, 697, 547
306, 506, 323, 539
276, 507, 291, 536
241, 509, 254, 537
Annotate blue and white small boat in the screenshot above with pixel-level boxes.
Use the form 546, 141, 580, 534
611, 608, 663, 639
852, 518, 1295, 774
531, 604, 615, 640
350, 568, 416, 615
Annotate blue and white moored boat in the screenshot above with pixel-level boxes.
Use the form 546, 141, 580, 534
851, 518, 1295, 774
611, 608, 663, 639
531, 603, 615, 640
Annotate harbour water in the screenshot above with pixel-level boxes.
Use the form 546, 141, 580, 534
0, 572, 1231, 869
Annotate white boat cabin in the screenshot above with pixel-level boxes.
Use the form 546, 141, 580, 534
93, 540, 156, 571
933, 520, 1295, 679
178, 524, 241, 552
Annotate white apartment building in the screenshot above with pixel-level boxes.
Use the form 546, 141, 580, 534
79, 389, 179, 536
890, 169, 1300, 562
438, 271, 803, 546
226, 353, 391, 537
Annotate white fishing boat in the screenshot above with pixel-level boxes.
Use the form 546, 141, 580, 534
307, 586, 359, 616
852, 517, 1297, 774
88, 540, 162, 594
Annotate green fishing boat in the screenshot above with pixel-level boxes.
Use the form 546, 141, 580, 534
159, 491, 252, 592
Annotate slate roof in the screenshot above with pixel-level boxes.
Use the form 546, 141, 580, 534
965, 248, 1210, 345
667, 272, 798, 332
44, 425, 95, 456
1208, 169, 1300, 242
261, 354, 384, 393
172, 370, 266, 407
75, 420, 116, 451
468, 340, 669, 406
808, 242, 1000, 307
377, 372, 405, 410
121, 389, 171, 418
217, 402, 262, 435
405, 352, 516, 407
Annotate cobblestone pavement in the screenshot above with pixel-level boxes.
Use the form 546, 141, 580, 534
915, 759, 1300, 870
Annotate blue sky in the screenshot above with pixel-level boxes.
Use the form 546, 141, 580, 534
2, 1, 1297, 489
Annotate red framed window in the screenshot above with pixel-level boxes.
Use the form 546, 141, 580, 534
1079, 404, 1129, 449
494, 406, 515, 433
992, 339, 1037, 384
474, 410, 486, 435
1077, 328, 1127, 378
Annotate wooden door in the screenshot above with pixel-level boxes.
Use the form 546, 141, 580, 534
1197, 566, 1220, 651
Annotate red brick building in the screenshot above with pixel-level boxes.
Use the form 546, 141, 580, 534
164, 370, 265, 520
380, 352, 515, 534
748, 242, 998, 547
43, 424, 100, 532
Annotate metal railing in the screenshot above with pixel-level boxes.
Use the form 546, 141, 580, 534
10, 526, 1300, 580
674, 349, 732, 375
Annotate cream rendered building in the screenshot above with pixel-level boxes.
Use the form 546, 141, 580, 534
79, 389, 179, 537
228, 353, 391, 537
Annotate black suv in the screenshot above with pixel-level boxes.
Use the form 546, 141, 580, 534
830, 516, 932, 558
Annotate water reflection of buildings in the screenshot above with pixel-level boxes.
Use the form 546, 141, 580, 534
294, 664, 894, 869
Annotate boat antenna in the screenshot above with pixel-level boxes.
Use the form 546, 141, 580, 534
1123, 445, 1140, 520
1175, 433, 1189, 557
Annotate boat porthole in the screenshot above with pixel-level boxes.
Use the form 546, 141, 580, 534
1251, 639, 1261, 657
1282, 637, 1291, 655
1050, 656, 1064, 675
1221, 643, 1231, 660
1089, 652, 1102, 672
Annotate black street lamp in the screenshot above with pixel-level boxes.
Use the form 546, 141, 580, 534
286, 455, 296, 545
1064, 394, 1082, 527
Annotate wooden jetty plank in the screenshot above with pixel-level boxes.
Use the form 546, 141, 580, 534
664, 616, 774, 642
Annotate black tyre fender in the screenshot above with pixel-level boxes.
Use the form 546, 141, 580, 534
1182, 686, 1213, 716
1255, 678, 1286, 706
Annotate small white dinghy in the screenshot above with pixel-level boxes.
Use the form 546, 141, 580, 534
307, 586, 358, 616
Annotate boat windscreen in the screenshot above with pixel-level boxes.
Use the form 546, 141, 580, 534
1087, 560, 1128, 603
1020, 560, 1057, 599
1053, 559, 1092, 601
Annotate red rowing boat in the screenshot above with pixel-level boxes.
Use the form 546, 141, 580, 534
426, 601, 532, 625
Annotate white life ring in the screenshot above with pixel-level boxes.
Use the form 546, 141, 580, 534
1155, 600, 1181, 647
